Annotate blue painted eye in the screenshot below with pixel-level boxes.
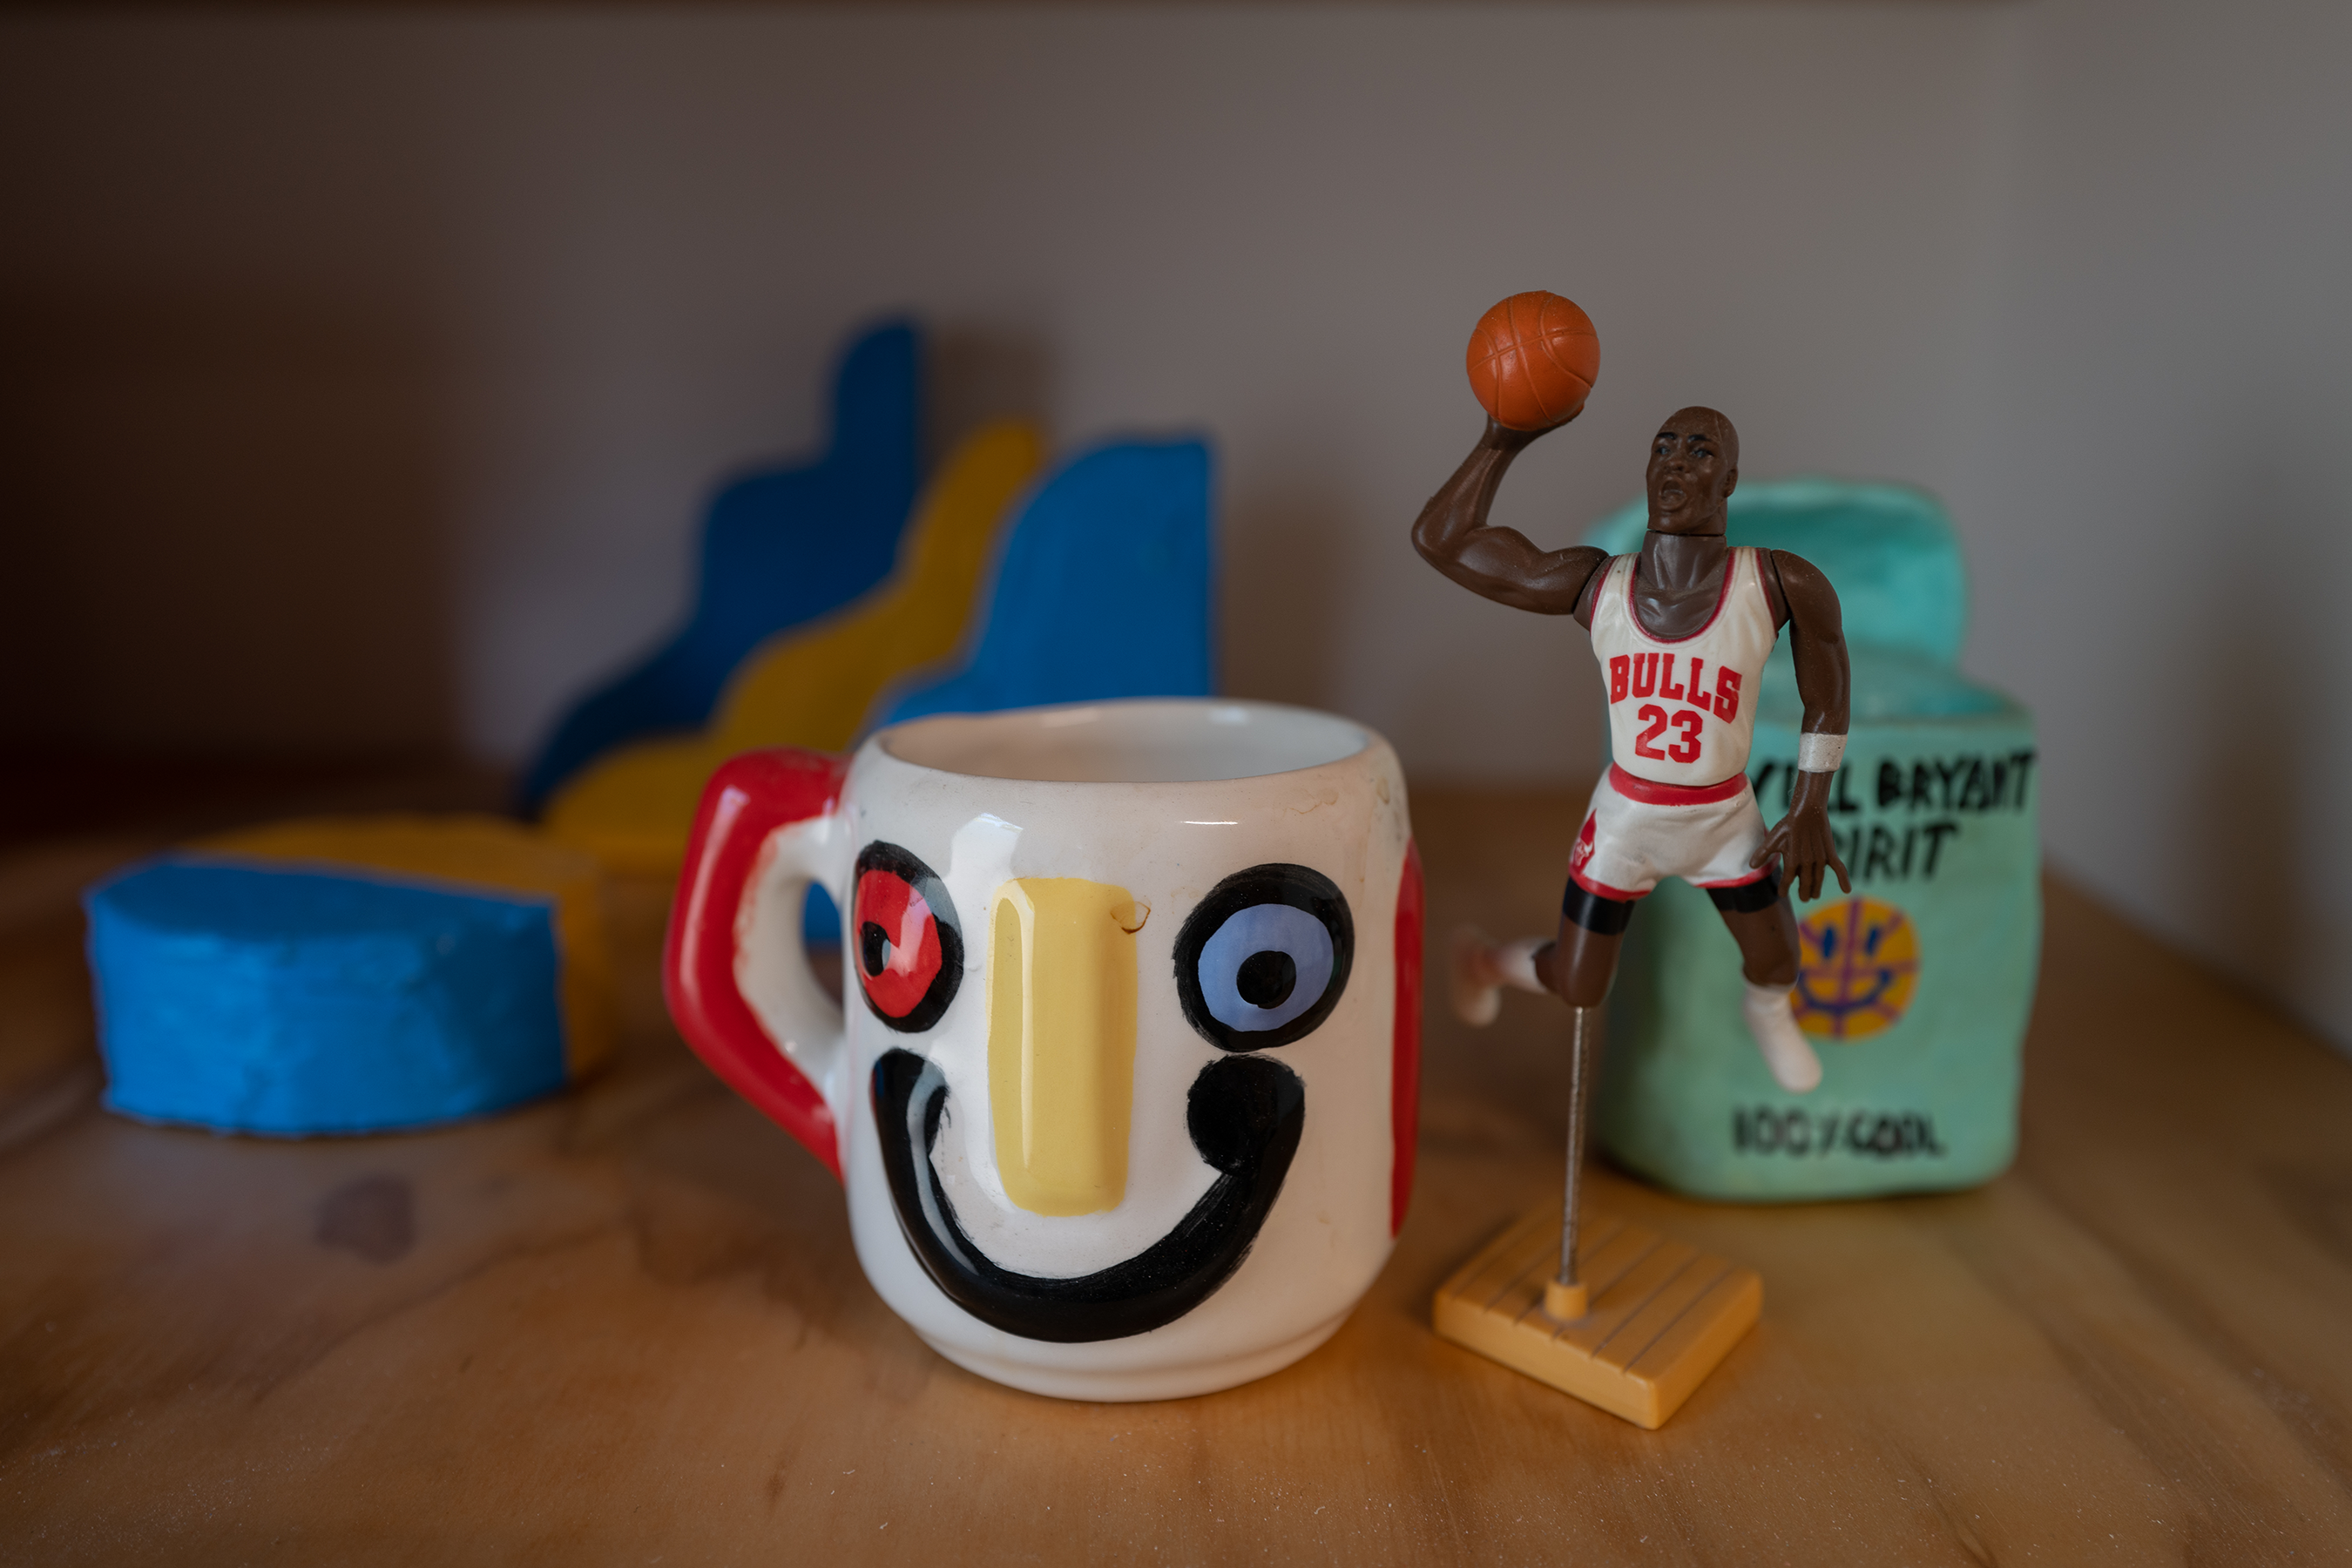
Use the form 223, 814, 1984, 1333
1175, 864, 1353, 1052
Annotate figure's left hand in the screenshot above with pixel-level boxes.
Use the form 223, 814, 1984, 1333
1753, 800, 1852, 904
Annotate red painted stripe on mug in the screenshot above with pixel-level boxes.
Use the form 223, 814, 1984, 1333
1390, 839, 1424, 1238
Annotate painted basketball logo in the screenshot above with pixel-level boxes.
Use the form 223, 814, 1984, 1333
1794, 896, 1919, 1041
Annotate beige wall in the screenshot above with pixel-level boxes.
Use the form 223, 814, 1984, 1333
0, 3, 2015, 767
3, 3, 2347, 1047
1948, 0, 2352, 1052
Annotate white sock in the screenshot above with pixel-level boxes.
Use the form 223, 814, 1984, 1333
1495, 938, 1549, 994
1741, 981, 1822, 1094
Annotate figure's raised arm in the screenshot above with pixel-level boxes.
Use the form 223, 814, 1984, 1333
1411, 417, 1610, 620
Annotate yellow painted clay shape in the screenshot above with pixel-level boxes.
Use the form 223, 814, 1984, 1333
547, 420, 1045, 874
195, 814, 616, 1079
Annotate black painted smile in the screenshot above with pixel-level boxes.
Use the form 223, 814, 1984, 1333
872, 1050, 1305, 1344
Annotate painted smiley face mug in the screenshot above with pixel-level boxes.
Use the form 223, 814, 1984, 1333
663, 699, 1423, 1401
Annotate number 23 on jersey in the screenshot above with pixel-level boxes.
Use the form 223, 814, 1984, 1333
1611, 652, 1740, 766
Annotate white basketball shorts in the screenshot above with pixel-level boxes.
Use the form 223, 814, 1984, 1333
1568, 764, 1774, 902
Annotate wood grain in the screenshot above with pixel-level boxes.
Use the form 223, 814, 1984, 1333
2, 788, 2349, 1564
1433, 1206, 1762, 1429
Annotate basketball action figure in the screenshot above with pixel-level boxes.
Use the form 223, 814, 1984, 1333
1415, 293, 1852, 1322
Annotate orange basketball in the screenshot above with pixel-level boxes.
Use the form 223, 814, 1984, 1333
1465, 292, 1600, 430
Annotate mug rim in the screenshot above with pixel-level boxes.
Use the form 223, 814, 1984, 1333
869, 697, 1375, 786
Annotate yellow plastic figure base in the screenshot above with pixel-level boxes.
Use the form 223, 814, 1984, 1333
1433, 1205, 1761, 1429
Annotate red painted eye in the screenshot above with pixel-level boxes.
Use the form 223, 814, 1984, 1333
851, 842, 963, 1033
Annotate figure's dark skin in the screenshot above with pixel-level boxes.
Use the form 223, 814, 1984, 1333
1412, 405, 1853, 1007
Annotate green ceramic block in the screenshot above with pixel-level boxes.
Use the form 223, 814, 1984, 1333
1595, 644, 2040, 1200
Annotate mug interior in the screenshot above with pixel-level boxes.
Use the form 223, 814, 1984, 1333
879, 700, 1368, 784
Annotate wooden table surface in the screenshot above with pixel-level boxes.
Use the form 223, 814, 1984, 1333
3, 787, 2350, 1565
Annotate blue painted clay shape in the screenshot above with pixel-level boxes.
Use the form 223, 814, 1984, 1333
876, 438, 1215, 726
86, 858, 571, 1136
521, 320, 923, 809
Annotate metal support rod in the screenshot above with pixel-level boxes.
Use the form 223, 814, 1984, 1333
1548, 1004, 1604, 1320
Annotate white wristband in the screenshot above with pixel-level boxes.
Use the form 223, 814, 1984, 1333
1797, 733, 1847, 773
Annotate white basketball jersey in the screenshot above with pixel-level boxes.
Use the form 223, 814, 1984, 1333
1590, 546, 1778, 789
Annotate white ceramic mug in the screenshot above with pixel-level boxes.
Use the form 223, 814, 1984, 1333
664, 698, 1422, 1400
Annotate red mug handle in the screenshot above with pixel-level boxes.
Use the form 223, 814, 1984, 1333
663, 747, 853, 1179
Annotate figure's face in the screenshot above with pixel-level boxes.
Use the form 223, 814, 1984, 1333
855, 838, 1353, 1343
1645, 409, 1740, 535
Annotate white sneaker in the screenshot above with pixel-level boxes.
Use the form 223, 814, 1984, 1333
1450, 928, 1504, 1026
1742, 981, 1823, 1093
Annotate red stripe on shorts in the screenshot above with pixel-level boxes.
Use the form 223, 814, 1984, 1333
1608, 763, 1750, 806
1569, 865, 1649, 902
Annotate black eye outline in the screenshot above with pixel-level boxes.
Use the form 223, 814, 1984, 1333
1173, 863, 1354, 1052
851, 841, 963, 1034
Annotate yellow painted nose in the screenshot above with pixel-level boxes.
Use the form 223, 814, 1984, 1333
986, 878, 1146, 1216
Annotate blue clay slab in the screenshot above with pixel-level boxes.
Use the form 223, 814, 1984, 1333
1584, 478, 1969, 666
877, 438, 1214, 725
520, 320, 923, 808
85, 858, 569, 1136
